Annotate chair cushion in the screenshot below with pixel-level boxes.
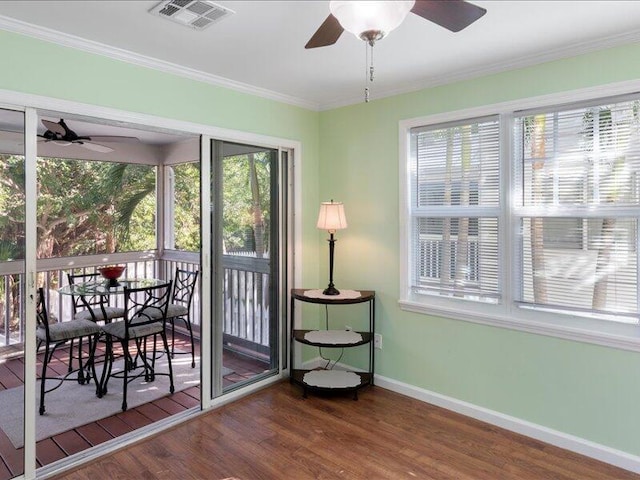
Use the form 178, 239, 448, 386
166, 303, 188, 319
102, 318, 164, 339
36, 319, 101, 343
74, 306, 125, 322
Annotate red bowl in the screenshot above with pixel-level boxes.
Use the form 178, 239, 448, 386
98, 265, 126, 280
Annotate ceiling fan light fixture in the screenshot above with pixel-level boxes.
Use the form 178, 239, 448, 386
329, 0, 415, 42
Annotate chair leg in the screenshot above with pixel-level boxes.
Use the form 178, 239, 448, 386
182, 317, 196, 368
171, 318, 176, 358
68, 338, 75, 374
39, 343, 51, 415
76, 336, 86, 385
160, 331, 175, 394
98, 336, 114, 398
150, 334, 157, 382
139, 337, 153, 382
168, 316, 196, 368
121, 340, 129, 412
130, 339, 141, 370
87, 334, 100, 389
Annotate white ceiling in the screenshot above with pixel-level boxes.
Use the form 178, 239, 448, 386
1, 1, 640, 110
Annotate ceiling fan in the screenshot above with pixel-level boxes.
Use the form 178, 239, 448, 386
305, 1, 486, 102
38, 119, 140, 153
306, 0, 487, 49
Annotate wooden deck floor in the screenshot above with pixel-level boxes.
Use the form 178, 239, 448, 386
0, 334, 268, 479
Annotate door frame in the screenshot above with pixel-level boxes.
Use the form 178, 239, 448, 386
0, 89, 302, 478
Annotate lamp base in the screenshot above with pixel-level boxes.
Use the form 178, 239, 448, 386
323, 285, 340, 296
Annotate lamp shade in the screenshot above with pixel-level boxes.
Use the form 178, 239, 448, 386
329, 1, 414, 39
317, 201, 348, 232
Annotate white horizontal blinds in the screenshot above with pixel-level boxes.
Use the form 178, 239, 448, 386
520, 217, 638, 318
410, 116, 500, 303
515, 98, 640, 320
414, 117, 500, 208
413, 217, 500, 301
515, 101, 640, 208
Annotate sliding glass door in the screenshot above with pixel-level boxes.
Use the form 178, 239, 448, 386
211, 141, 282, 394
0, 100, 294, 476
0, 108, 26, 479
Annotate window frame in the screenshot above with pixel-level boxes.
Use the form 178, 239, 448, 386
399, 81, 640, 352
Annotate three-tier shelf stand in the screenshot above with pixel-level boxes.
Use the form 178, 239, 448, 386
289, 288, 375, 399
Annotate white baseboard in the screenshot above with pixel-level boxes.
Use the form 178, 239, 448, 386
374, 374, 640, 475
300, 358, 640, 474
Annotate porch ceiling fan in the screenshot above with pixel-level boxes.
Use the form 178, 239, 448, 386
305, 0, 487, 49
38, 119, 140, 154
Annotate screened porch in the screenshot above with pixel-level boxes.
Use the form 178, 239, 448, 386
0, 111, 282, 477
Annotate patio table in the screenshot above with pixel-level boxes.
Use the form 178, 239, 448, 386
58, 278, 167, 297
58, 277, 172, 399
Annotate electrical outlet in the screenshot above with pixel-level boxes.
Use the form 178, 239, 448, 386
345, 325, 352, 331
374, 333, 383, 349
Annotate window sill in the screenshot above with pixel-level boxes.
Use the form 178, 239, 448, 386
398, 298, 640, 353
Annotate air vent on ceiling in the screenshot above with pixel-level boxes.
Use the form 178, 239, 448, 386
149, 0, 234, 31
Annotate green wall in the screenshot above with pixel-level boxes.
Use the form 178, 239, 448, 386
318, 42, 640, 456
3, 26, 640, 461
0, 29, 322, 286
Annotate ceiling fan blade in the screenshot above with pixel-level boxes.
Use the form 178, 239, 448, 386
411, 0, 487, 33
305, 14, 344, 49
79, 141, 114, 153
41, 119, 65, 136
86, 135, 140, 144
38, 138, 72, 146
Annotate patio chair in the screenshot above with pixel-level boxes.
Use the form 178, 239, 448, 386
67, 271, 126, 377
36, 288, 101, 415
166, 268, 199, 368
98, 281, 174, 412
67, 272, 126, 324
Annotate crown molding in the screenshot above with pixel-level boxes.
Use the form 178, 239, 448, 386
2, 13, 640, 113
0, 15, 321, 111
319, 29, 640, 110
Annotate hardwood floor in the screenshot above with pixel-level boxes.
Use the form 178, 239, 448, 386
0, 335, 269, 479
51, 382, 639, 480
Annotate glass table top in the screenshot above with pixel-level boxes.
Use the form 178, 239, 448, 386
58, 278, 168, 296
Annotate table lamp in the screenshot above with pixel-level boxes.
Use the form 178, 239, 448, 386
317, 200, 348, 295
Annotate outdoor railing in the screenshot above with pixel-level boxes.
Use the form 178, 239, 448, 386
222, 253, 271, 358
0, 264, 24, 346
0, 251, 272, 362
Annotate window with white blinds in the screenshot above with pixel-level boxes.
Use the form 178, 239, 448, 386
514, 98, 640, 322
402, 92, 640, 338
409, 116, 501, 303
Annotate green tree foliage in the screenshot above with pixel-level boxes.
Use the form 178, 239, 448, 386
0, 154, 25, 261
0, 155, 24, 337
222, 152, 271, 253
100, 162, 156, 252
0, 155, 157, 260
173, 162, 201, 251
0, 154, 201, 339
0, 152, 270, 260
